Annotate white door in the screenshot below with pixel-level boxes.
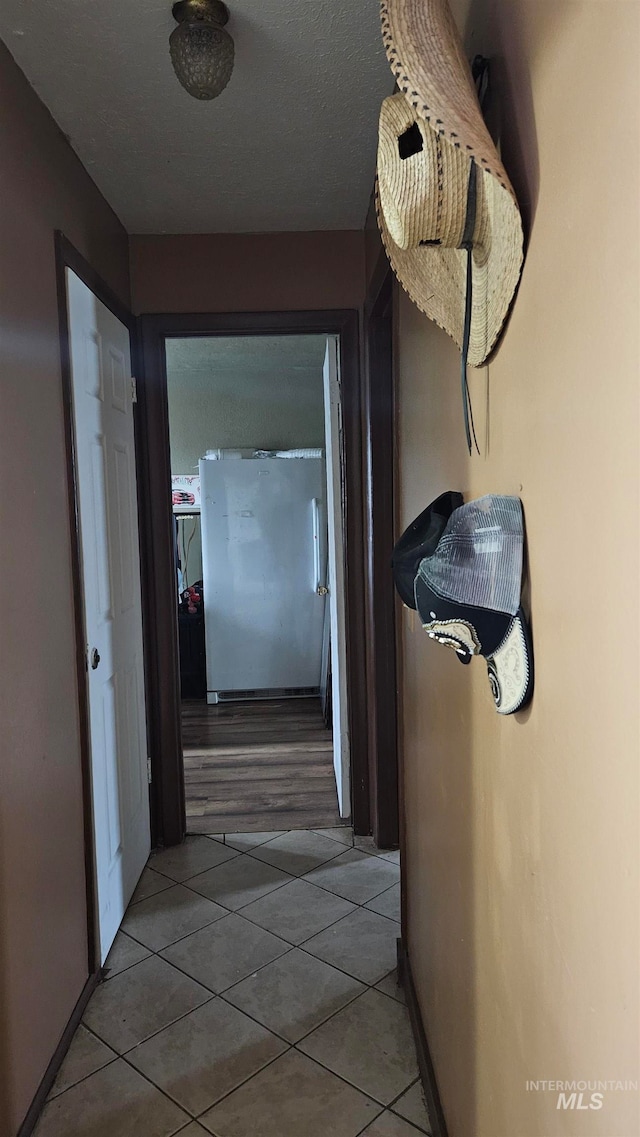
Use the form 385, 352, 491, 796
66, 269, 151, 963
323, 337, 351, 817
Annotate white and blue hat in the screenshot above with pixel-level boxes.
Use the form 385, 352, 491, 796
413, 494, 534, 715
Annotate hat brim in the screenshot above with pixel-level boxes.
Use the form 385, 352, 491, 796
414, 569, 534, 715
485, 607, 534, 715
380, 0, 509, 184
376, 171, 523, 367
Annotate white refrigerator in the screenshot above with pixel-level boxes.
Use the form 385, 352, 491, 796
199, 456, 328, 702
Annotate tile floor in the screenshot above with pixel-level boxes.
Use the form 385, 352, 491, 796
35, 828, 431, 1137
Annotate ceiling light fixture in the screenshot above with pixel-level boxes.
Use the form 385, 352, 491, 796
170, 0, 234, 101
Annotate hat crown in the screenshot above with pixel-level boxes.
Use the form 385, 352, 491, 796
378, 94, 475, 251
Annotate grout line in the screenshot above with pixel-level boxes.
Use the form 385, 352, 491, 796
190, 1047, 293, 1122
187, 1040, 395, 1126
180, 865, 296, 909
128, 878, 174, 906
85, 986, 217, 1055
288, 1035, 417, 1111
216, 964, 368, 1046
102, 952, 152, 983
159, 939, 298, 1001
241, 844, 346, 873
45, 1051, 121, 1102
125, 908, 232, 954
352, 1109, 388, 1137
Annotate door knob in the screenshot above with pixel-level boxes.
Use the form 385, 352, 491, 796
90, 647, 101, 670
317, 585, 329, 596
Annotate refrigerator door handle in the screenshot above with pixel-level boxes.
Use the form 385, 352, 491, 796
312, 498, 328, 595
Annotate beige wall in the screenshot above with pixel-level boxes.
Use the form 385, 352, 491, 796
0, 41, 130, 1136
396, 3, 639, 1136
130, 230, 365, 315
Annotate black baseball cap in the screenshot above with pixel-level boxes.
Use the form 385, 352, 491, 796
391, 490, 463, 609
414, 494, 534, 715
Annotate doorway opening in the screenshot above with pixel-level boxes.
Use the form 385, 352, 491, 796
161, 332, 351, 835
138, 309, 368, 849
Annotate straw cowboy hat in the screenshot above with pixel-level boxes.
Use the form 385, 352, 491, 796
376, 0, 524, 444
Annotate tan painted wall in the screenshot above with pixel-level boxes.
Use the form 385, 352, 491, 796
0, 41, 130, 1136
129, 230, 365, 314
395, 3, 640, 1135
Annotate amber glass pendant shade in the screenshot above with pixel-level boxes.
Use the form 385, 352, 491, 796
170, 0, 234, 100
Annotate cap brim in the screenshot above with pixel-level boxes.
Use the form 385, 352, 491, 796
485, 607, 533, 715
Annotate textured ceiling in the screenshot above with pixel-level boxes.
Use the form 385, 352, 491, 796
0, 0, 393, 233
165, 334, 327, 378
166, 335, 328, 462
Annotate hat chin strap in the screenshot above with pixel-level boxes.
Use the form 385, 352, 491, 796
459, 160, 480, 456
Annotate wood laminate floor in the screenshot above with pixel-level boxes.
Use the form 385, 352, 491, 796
182, 698, 344, 834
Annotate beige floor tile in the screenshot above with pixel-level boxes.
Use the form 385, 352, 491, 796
122, 884, 227, 951
131, 867, 175, 905
149, 835, 237, 882
249, 830, 344, 876
103, 931, 152, 978
47, 1026, 116, 1099
174, 1125, 212, 1136
224, 831, 285, 851
313, 826, 354, 846
83, 955, 212, 1053
199, 1049, 379, 1137
187, 854, 292, 910
298, 988, 418, 1105
360, 1112, 426, 1136
303, 848, 400, 904
127, 997, 287, 1115
303, 907, 399, 984
160, 912, 289, 993
365, 883, 401, 922
34, 1058, 188, 1137
375, 969, 406, 1004
239, 877, 355, 944
378, 849, 401, 865
391, 1080, 432, 1133
223, 947, 364, 1042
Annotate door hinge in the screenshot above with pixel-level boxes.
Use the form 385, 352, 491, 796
146, 755, 152, 784
131, 376, 138, 404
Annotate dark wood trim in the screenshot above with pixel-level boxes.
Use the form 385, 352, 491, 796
362, 261, 399, 847
138, 309, 369, 843
16, 971, 101, 1137
55, 233, 136, 332
397, 940, 449, 1137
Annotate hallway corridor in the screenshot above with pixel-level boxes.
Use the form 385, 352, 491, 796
34, 830, 429, 1137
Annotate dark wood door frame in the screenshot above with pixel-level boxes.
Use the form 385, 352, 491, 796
362, 258, 399, 847
137, 309, 369, 846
